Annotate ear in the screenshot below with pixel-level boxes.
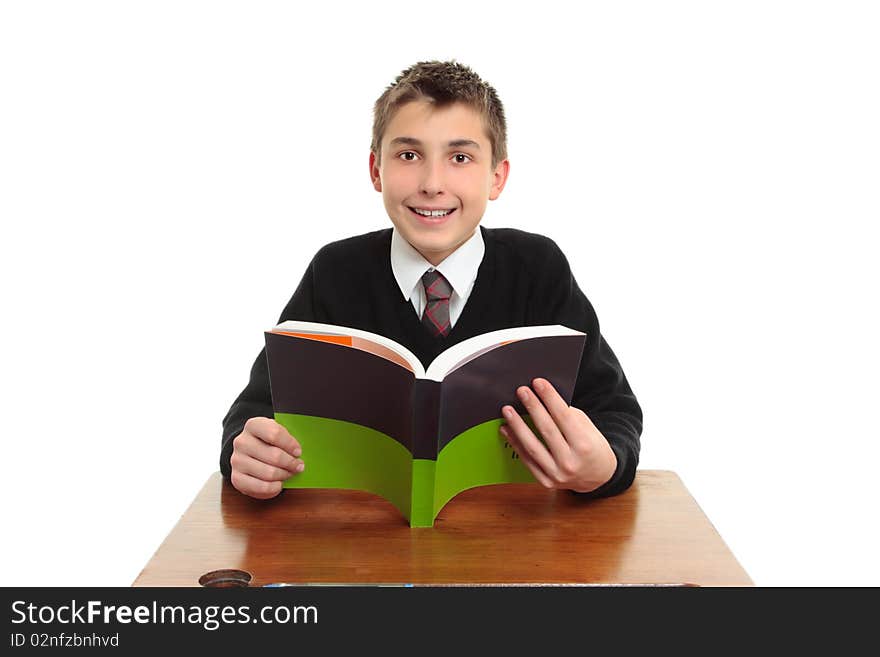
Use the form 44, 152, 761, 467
369, 151, 382, 192
488, 159, 510, 201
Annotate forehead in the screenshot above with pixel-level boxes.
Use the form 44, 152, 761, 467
383, 100, 489, 146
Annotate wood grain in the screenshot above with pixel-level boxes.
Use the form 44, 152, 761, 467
133, 470, 752, 587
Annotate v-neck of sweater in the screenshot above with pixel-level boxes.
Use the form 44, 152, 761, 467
383, 225, 497, 371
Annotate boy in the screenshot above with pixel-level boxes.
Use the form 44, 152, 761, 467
221, 60, 642, 501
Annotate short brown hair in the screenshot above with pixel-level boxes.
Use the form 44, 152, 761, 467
371, 60, 508, 169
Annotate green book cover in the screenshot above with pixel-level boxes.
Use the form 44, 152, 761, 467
264, 321, 586, 527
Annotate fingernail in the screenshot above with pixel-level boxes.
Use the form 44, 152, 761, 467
502, 406, 514, 418
517, 387, 529, 401
293, 448, 302, 457
296, 462, 305, 473
533, 378, 545, 391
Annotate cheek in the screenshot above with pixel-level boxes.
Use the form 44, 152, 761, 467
384, 172, 417, 199
462, 186, 488, 208
462, 174, 491, 199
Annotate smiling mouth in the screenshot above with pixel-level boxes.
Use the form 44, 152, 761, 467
408, 206, 457, 218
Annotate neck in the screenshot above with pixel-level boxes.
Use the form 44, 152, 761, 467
416, 229, 477, 267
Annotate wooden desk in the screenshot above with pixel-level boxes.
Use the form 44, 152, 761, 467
133, 470, 752, 587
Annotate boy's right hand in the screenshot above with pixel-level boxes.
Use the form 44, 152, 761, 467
230, 417, 305, 499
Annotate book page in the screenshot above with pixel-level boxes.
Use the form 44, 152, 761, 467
424, 325, 585, 381
271, 320, 425, 376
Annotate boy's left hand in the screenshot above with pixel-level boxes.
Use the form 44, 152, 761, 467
499, 378, 617, 493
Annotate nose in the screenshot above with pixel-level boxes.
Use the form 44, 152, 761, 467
419, 158, 445, 196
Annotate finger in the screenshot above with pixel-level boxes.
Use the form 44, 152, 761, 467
230, 471, 283, 500
531, 378, 581, 437
235, 452, 300, 482
499, 424, 555, 488
515, 385, 570, 461
564, 405, 602, 452
570, 405, 599, 431
501, 405, 557, 476
247, 418, 302, 457
241, 435, 302, 473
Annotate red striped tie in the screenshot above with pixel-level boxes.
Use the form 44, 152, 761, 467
421, 269, 452, 337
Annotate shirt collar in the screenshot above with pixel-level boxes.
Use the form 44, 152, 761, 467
390, 227, 485, 301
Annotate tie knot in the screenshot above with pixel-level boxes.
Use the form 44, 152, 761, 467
421, 269, 452, 301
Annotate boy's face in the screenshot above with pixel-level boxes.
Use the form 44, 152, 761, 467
370, 100, 509, 266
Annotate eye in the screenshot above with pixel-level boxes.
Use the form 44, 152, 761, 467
452, 153, 472, 164
398, 151, 418, 161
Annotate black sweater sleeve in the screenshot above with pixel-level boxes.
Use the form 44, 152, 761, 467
219, 259, 319, 479
527, 238, 643, 498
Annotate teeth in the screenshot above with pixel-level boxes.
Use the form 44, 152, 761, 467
412, 208, 453, 217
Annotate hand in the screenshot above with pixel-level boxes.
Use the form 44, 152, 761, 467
499, 378, 617, 493
230, 417, 305, 499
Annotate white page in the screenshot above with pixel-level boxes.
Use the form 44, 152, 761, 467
425, 325, 585, 382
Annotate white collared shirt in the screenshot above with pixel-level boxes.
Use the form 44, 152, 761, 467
390, 227, 485, 328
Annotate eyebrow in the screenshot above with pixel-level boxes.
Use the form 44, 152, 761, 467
389, 137, 481, 150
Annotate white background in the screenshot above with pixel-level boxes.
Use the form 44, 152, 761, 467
2, 1, 877, 587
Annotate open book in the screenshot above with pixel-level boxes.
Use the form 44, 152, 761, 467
264, 320, 586, 527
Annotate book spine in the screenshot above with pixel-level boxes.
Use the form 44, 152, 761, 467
410, 379, 441, 527
411, 379, 441, 460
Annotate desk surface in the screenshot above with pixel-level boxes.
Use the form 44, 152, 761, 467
134, 470, 752, 587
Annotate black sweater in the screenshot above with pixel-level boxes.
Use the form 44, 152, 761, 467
221, 225, 643, 498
